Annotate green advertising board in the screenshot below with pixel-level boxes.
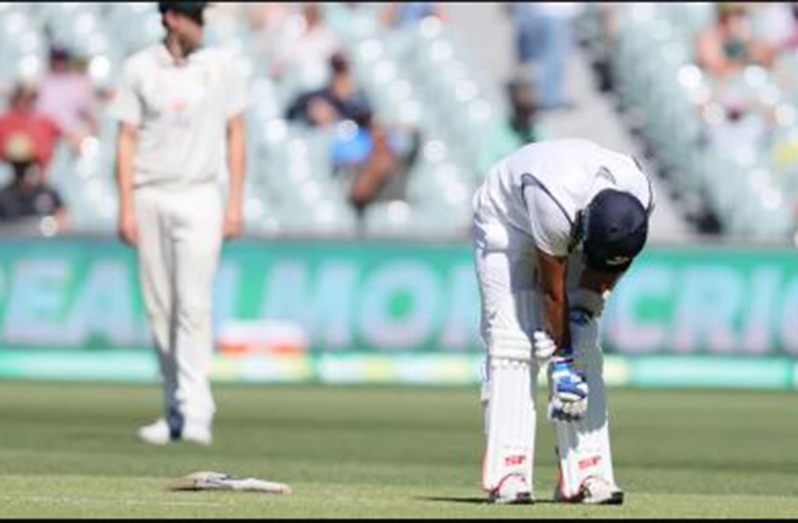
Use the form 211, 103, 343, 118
0, 238, 481, 353
604, 246, 798, 356
0, 238, 796, 387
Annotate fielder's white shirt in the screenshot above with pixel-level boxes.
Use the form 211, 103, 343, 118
109, 43, 248, 188
473, 138, 655, 256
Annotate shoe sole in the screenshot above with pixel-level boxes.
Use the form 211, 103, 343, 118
554, 490, 624, 505
139, 435, 211, 446
601, 491, 624, 505
138, 432, 170, 445
583, 491, 624, 505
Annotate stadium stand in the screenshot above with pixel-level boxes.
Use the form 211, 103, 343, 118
0, 3, 796, 242
583, 3, 798, 241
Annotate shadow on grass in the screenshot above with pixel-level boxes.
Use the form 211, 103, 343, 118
416, 496, 558, 505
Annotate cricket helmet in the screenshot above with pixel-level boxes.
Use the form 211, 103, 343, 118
581, 189, 649, 273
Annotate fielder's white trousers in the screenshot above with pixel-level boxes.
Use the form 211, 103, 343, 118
135, 183, 223, 431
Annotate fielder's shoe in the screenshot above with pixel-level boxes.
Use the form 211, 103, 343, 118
137, 419, 212, 446
182, 422, 213, 446
138, 418, 171, 445
554, 476, 624, 505
488, 474, 535, 505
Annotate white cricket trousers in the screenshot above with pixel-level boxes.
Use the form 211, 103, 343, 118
134, 183, 223, 431
472, 196, 617, 497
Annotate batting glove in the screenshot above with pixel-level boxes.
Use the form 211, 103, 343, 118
548, 348, 588, 423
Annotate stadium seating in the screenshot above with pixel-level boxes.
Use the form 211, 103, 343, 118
2, 3, 797, 241
603, 3, 797, 240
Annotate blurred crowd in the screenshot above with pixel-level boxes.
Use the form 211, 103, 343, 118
0, 45, 100, 234
0, 2, 451, 236
2, 2, 798, 239
692, 3, 798, 161
581, 2, 798, 235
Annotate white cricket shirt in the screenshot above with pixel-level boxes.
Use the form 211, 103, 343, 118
109, 43, 247, 188
473, 138, 655, 256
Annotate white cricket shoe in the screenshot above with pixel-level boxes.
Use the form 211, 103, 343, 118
137, 419, 212, 446
182, 422, 213, 446
488, 474, 534, 505
555, 476, 624, 505
138, 418, 171, 445
580, 476, 623, 505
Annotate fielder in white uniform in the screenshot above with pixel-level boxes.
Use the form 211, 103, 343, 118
472, 138, 654, 504
110, 2, 247, 445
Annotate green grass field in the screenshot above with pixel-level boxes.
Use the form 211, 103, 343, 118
0, 380, 797, 518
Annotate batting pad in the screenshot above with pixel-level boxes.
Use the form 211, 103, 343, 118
553, 343, 617, 500
482, 355, 537, 493
170, 471, 293, 495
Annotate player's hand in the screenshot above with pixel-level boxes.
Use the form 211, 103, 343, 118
223, 206, 244, 240
548, 349, 588, 423
118, 209, 138, 247
533, 330, 557, 361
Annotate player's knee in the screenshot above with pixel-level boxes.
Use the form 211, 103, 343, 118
176, 301, 212, 330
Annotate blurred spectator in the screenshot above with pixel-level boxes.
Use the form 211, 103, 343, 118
285, 52, 420, 219
509, 2, 583, 110
701, 82, 773, 156
337, 110, 399, 218
331, 107, 420, 220
0, 83, 61, 172
268, 3, 342, 86
286, 52, 371, 127
506, 71, 543, 145
35, 45, 98, 153
472, 70, 551, 176
381, 2, 445, 29
0, 132, 68, 233
695, 3, 777, 79
586, 3, 623, 93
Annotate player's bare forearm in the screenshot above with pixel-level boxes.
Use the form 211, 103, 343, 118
224, 114, 246, 238
115, 123, 138, 246
536, 248, 570, 350
226, 115, 246, 206
115, 123, 137, 212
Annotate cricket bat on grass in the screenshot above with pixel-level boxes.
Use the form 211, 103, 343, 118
170, 471, 293, 495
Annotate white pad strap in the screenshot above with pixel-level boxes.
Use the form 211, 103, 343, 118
487, 328, 533, 361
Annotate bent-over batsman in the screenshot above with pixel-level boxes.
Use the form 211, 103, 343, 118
471, 138, 653, 504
